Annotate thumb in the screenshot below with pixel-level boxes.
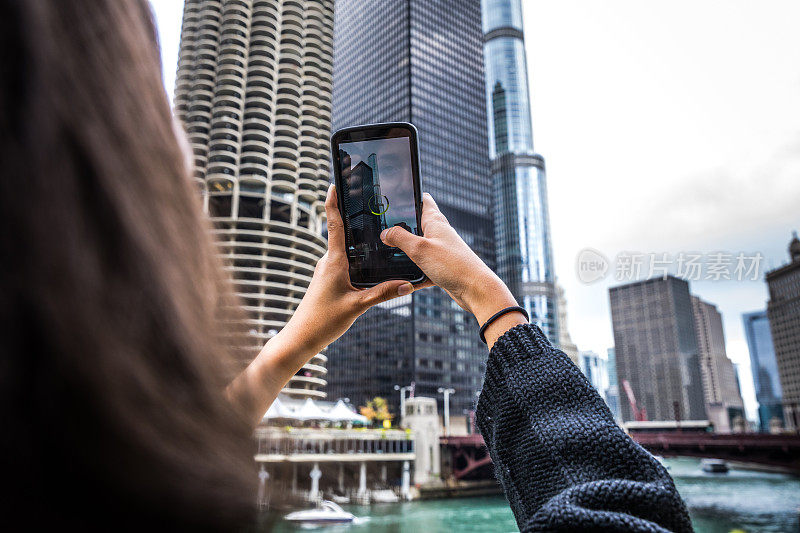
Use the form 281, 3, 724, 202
380, 226, 425, 259
359, 279, 415, 308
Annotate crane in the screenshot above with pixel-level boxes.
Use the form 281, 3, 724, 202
622, 379, 648, 422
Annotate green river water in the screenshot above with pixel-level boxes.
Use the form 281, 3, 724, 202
267, 458, 800, 532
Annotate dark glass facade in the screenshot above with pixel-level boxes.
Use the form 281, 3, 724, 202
327, 0, 493, 416
743, 310, 784, 432
482, 0, 559, 342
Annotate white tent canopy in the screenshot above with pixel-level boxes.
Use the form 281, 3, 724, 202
261, 397, 369, 424
328, 399, 369, 424
295, 398, 335, 422
262, 396, 295, 420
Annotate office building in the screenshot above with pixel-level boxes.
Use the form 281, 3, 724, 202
556, 284, 579, 363
327, 0, 494, 416
606, 347, 622, 421
766, 232, 800, 430
578, 350, 609, 401
743, 310, 784, 432
482, 0, 559, 342
174, 0, 335, 398
691, 296, 745, 432
609, 277, 706, 422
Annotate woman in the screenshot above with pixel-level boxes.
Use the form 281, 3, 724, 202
0, 1, 692, 531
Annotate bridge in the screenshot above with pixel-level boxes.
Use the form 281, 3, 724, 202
631, 432, 800, 471
441, 433, 800, 480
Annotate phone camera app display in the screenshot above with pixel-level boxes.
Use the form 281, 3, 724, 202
338, 136, 418, 273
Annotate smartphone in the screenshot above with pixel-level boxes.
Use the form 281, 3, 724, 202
330, 122, 426, 287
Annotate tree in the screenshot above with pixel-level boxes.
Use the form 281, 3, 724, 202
359, 396, 394, 425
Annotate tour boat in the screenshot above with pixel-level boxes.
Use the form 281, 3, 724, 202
284, 500, 355, 524
701, 458, 730, 473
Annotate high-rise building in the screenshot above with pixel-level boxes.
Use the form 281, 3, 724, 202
766, 232, 800, 430
609, 277, 706, 422
691, 296, 745, 432
606, 347, 622, 421
743, 310, 784, 432
327, 0, 494, 416
556, 284, 579, 363
482, 0, 559, 342
174, 0, 335, 399
578, 350, 609, 401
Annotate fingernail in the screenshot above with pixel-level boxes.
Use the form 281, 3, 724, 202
380, 229, 389, 241
397, 283, 413, 296
328, 183, 334, 194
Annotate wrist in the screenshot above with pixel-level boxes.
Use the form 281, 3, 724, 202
464, 272, 518, 325
483, 312, 528, 348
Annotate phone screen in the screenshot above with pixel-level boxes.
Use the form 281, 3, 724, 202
333, 125, 425, 286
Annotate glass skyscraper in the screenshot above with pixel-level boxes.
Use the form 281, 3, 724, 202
606, 347, 622, 421
482, 0, 559, 342
327, 0, 494, 416
744, 310, 784, 432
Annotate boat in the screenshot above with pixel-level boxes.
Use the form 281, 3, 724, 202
701, 458, 730, 473
371, 489, 399, 503
330, 494, 350, 504
284, 500, 355, 524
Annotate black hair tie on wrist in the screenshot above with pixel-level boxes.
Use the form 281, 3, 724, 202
479, 305, 529, 344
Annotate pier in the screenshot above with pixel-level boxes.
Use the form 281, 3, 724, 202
254, 426, 415, 506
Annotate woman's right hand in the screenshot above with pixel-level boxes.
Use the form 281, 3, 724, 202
380, 193, 522, 331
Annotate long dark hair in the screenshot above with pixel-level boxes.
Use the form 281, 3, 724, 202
0, 0, 256, 528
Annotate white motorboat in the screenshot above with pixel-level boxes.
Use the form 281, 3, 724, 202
701, 458, 730, 474
330, 494, 350, 504
284, 500, 355, 524
371, 489, 399, 503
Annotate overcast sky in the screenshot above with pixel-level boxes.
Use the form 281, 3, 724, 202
150, 1, 800, 421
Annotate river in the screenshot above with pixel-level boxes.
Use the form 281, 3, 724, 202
268, 458, 800, 532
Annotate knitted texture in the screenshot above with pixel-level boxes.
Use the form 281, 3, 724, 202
476, 324, 694, 532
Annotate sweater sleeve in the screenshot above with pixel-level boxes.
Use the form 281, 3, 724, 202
476, 324, 694, 533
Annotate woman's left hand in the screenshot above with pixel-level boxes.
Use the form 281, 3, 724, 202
228, 184, 429, 426
281, 184, 431, 354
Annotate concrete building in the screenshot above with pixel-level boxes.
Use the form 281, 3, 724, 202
403, 397, 442, 484
557, 284, 579, 364
766, 232, 800, 430
174, 0, 335, 398
482, 0, 559, 343
691, 296, 745, 433
327, 0, 494, 417
743, 310, 784, 432
609, 277, 706, 422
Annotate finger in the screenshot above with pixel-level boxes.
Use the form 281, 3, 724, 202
380, 225, 426, 260
359, 279, 416, 308
324, 184, 345, 258
422, 192, 440, 212
420, 192, 447, 231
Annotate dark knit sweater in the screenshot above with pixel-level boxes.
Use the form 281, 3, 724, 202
476, 324, 694, 532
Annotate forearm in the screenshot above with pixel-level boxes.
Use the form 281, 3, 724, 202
477, 324, 693, 532
226, 324, 320, 429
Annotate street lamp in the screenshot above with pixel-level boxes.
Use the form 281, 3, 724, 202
394, 384, 412, 421
438, 387, 455, 436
